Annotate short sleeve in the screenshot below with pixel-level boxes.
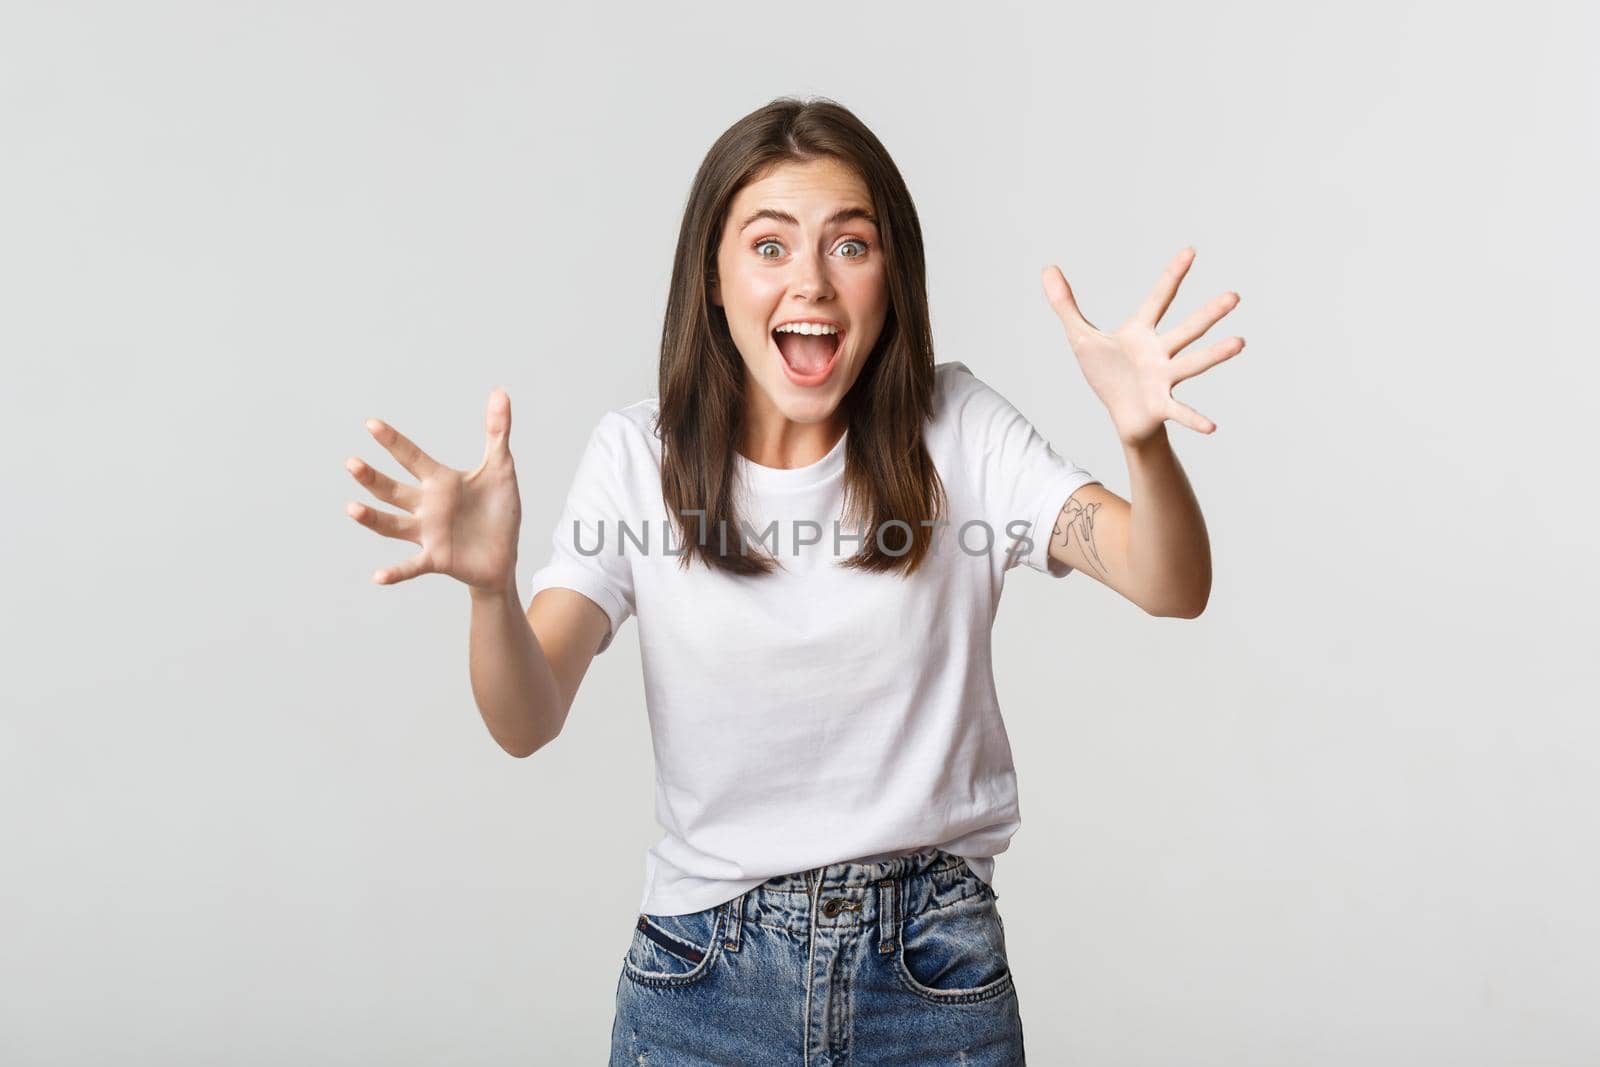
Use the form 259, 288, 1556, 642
943, 361, 1100, 578
525, 412, 638, 654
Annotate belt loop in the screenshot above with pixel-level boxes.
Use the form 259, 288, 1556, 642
722, 891, 745, 952
876, 875, 898, 955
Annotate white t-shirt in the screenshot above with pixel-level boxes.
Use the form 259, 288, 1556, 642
526, 360, 1099, 916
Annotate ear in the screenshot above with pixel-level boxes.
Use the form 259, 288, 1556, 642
708, 273, 721, 307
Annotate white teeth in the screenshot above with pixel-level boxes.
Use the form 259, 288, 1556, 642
773, 322, 839, 336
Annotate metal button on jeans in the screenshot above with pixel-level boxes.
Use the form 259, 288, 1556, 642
822, 897, 860, 918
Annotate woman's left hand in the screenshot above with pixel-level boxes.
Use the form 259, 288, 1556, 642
1041, 247, 1243, 446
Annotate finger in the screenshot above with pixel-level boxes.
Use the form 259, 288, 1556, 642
345, 456, 420, 512
1170, 336, 1246, 385
373, 552, 432, 585
1040, 266, 1097, 344
1166, 396, 1216, 434
483, 386, 512, 463
364, 418, 442, 481
346, 500, 421, 543
1159, 290, 1240, 354
1136, 246, 1196, 329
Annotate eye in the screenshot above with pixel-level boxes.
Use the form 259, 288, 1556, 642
752, 237, 871, 260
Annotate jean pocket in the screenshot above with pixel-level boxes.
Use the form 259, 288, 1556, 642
894, 885, 1015, 1004
622, 907, 724, 988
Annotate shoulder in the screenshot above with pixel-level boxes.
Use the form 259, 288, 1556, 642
589, 395, 663, 460
934, 359, 979, 398
934, 359, 1010, 410
558, 397, 660, 508
931, 359, 1014, 437
931, 360, 971, 422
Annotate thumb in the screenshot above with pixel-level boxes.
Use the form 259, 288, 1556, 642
1041, 265, 1096, 342
484, 386, 512, 460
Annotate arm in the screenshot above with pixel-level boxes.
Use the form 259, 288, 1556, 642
467, 578, 610, 758
1037, 247, 1242, 618
1046, 425, 1211, 618
345, 388, 616, 760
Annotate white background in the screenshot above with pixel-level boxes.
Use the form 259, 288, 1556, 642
3, 1, 1596, 1063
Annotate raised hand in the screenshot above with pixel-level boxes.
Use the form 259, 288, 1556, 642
344, 388, 522, 592
1041, 247, 1244, 445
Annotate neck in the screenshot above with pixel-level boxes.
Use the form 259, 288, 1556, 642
737, 403, 846, 471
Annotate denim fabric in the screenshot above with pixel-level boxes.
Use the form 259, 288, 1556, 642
610, 847, 1024, 1065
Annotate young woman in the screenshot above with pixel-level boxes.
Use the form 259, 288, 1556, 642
345, 97, 1239, 1065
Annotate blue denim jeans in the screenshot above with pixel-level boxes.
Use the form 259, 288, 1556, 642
611, 846, 1025, 1065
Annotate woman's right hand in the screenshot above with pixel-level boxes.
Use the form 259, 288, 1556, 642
344, 387, 522, 593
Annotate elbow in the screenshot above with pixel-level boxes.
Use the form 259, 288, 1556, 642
1155, 560, 1212, 619
1142, 583, 1211, 620
489, 693, 569, 759
498, 725, 560, 759
502, 737, 551, 759
1173, 585, 1211, 619
1144, 602, 1202, 620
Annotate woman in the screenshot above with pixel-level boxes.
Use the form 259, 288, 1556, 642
345, 97, 1240, 1065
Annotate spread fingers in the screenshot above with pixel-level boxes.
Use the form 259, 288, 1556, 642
346, 500, 420, 543
345, 456, 420, 511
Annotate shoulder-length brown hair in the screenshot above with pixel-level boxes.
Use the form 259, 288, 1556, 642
657, 96, 946, 578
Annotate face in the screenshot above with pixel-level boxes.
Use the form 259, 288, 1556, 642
710, 156, 888, 441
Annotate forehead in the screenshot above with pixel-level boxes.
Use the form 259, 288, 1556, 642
726, 157, 873, 224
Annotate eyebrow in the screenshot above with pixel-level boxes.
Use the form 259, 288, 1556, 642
738, 207, 879, 232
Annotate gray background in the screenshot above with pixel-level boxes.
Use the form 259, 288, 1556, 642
3, 1, 1595, 1064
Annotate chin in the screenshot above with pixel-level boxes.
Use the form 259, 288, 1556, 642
753, 372, 835, 416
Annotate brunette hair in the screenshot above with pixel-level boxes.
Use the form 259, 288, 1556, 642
657, 96, 946, 577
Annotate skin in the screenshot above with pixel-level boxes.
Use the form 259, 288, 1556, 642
709, 156, 889, 470
1036, 249, 1245, 617
345, 394, 604, 757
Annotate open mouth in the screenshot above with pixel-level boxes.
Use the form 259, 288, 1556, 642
772, 327, 844, 385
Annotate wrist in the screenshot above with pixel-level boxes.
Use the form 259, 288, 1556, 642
469, 570, 519, 606
1120, 422, 1170, 453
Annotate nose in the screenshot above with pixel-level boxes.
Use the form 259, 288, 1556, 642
790, 246, 834, 301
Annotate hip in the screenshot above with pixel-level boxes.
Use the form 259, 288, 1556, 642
611, 846, 1025, 1066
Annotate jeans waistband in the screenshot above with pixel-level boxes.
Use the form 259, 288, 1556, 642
714, 847, 985, 957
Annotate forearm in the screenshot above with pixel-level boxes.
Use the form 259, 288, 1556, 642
467, 574, 564, 757
1122, 426, 1212, 617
